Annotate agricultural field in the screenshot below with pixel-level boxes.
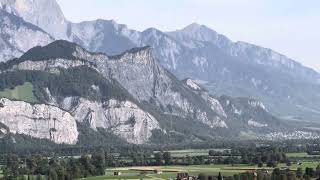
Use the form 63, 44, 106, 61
286, 152, 320, 169
0, 82, 38, 103
77, 151, 320, 180
80, 160, 320, 180
286, 152, 320, 158
283, 161, 319, 170
81, 164, 269, 180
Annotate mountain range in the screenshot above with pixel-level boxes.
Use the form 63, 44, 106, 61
0, 0, 319, 146
0, 40, 293, 145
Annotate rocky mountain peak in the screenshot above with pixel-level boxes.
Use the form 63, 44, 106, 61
19, 40, 82, 61
0, 0, 68, 39
143, 27, 162, 35
183, 23, 226, 41
141, 28, 167, 43
182, 23, 213, 33
168, 23, 232, 49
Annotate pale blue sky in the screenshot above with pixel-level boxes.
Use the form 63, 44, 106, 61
56, 0, 320, 71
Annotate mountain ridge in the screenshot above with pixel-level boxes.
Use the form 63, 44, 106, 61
0, 40, 298, 146
1, 0, 317, 80
0, 0, 319, 143
1, 0, 317, 77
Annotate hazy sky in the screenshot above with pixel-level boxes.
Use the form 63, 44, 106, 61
56, 0, 320, 71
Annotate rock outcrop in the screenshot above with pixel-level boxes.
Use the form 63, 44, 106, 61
0, 98, 78, 144
58, 97, 161, 144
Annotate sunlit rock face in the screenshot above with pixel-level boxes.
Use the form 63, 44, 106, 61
0, 98, 78, 144
57, 97, 161, 144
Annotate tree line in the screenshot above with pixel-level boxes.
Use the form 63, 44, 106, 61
205, 166, 320, 180
1, 151, 106, 180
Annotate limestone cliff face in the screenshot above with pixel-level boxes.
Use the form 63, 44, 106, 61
0, 98, 78, 144
183, 78, 228, 128
100, 48, 228, 128
57, 97, 160, 144
183, 78, 227, 118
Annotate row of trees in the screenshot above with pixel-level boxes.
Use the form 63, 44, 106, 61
149, 146, 288, 167
0, 145, 295, 170
208, 146, 288, 167
249, 166, 320, 180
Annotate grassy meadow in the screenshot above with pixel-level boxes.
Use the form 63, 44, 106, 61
0, 82, 38, 103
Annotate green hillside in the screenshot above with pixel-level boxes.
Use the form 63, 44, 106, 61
0, 82, 38, 103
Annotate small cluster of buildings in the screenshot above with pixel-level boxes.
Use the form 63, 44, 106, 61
176, 172, 198, 180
